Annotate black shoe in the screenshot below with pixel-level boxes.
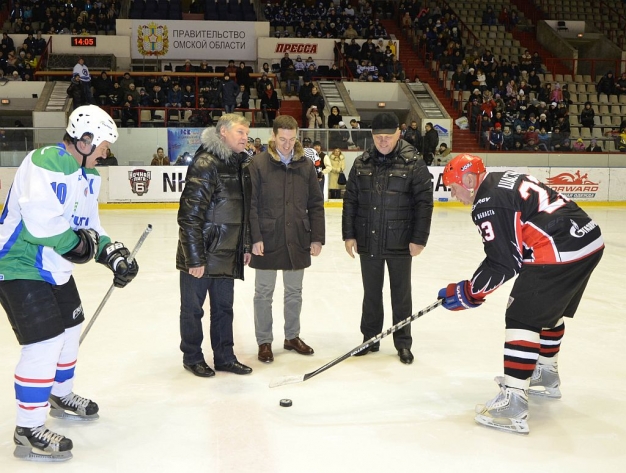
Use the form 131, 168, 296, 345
353, 342, 380, 357
215, 361, 253, 375
398, 348, 414, 365
183, 361, 215, 378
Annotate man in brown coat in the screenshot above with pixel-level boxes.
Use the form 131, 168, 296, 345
248, 115, 325, 363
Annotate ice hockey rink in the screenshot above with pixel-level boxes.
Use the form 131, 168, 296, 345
0, 205, 624, 473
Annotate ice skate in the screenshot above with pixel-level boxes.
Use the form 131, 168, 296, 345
475, 379, 530, 435
529, 364, 562, 399
49, 392, 99, 421
13, 425, 73, 462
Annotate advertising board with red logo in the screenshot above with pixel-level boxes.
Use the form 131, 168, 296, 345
257, 38, 400, 70
535, 167, 609, 201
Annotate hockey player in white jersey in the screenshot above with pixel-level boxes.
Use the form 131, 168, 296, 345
438, 154, 603, 435
0, 105, 139, 461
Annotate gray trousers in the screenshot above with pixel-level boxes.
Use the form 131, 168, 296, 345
253, 269, 304, 345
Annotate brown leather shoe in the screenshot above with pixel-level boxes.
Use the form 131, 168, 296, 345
284, 337, 314, 355
258, 343, 274, 363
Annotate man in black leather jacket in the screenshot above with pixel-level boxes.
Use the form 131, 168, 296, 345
176, 114, 253, 378
342, 113, 433, 365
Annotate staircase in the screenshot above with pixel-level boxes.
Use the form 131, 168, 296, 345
278, 97, 303, 127
46, 82, 71, 111
381, 20, 482, 152
508, 0, 571, 75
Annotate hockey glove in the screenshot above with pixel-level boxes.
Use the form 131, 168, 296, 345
438, 280, 484, 311
97, 242, 139, 288
62, 229, 99, 264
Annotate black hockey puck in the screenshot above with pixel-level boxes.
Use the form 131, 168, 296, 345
279, 399, 293, 407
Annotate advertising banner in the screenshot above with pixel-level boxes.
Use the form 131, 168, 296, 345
167, 127, 204, 165
108, 166, 189, 202
543, 167, 609, 201
257, 38, 400, 68
130, 20, 258, 60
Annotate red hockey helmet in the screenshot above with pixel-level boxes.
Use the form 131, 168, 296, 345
442, 154, 486, 187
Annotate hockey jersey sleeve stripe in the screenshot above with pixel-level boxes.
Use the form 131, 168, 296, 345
514, 211, 523, 256
35, 246, 56, 285
23, 226, 78, 256
557, 236, 604, 263
521, 221, 558, 262
0, 185, 12, 224
0, 220, 23, 260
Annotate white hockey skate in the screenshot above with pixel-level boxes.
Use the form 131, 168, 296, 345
13, 425, 73, 462
49, 392, 99, 421
529, 364, 562, 399
475, 379, 530, 435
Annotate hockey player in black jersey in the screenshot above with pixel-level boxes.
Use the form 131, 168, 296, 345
438, 154, 604, 435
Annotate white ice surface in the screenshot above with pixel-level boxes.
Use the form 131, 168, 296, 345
0, 206, 624, 472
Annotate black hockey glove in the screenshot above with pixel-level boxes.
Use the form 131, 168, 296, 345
97, 242, 139, 288
62, 229, 99, 264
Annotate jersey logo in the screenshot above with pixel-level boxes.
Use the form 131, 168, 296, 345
570, 219, 598, 238
472, 196, 491, 210
72, 305, 83, 320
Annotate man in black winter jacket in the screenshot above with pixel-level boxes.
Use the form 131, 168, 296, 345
422, 122, 439, 166
342, 113, 434, 365
176, 113, 253, 378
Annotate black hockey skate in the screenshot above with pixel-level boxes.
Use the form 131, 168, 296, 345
49, 392, 99, 421
13, 425, 73, 462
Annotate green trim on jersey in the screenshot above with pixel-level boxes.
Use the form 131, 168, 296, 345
97, 235, 112, 259
23, 225, 78, 255
29, 145, 102, 178
31, 145, 80, 175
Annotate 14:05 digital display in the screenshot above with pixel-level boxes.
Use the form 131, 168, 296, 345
71, 37, 97, 47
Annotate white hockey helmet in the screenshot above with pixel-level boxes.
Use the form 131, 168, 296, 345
66, 105, 118, 148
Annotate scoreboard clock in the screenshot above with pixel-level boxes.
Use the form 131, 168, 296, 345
71, 37, 97, 47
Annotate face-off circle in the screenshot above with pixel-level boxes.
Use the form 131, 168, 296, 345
279, 399, 292, 407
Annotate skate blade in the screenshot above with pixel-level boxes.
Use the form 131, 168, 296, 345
14, 445, 73, 462
474, 414, 530, 435
49, 409, 99, 422
529, 386, 562, 399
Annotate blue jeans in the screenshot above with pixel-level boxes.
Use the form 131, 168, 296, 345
224, 104, 235, 113
179, 272, 236, 366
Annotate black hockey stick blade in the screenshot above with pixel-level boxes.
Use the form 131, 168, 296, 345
269, 299, 444, 388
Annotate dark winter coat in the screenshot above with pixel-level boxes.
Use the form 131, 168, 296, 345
66, 79, 86, 107
175, 128, 251, 279
404, 126, 422, 150
248, 140, 325, 271
423, 127, 439, 155
342, 140, 433, 258
220, 79, 239, 106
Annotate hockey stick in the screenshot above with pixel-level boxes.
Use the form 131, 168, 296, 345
79, 224, 153, 345
269, 299, 444, 388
